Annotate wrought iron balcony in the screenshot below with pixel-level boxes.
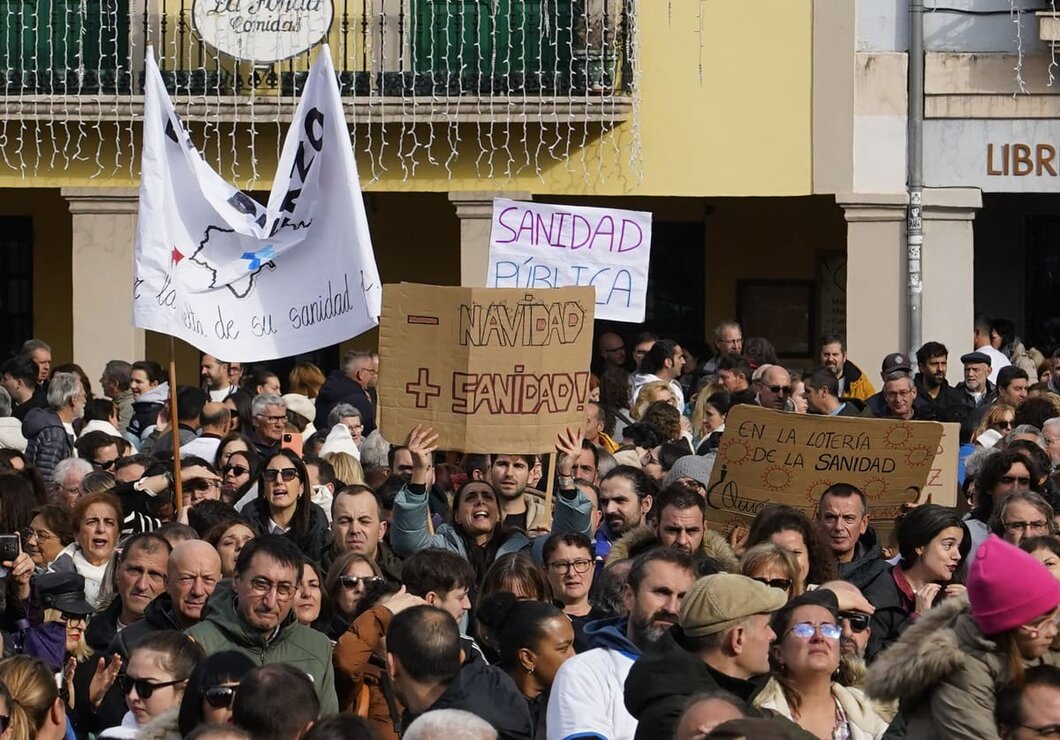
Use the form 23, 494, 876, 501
0, 0, 635, 124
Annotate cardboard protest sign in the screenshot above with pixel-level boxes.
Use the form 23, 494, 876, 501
486, 198, 652, 322
378, 284, 595, 453
706, 406, 944, 532
921, 422, 960, 508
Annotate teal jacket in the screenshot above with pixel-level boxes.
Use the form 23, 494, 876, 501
186, 580, 338, 713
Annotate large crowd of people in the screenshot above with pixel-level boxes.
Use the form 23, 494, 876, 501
0, 316, 1057, 739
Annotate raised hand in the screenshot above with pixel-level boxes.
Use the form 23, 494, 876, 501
88, 653, 122, 709
404, 425, 439, 485
555, 426, 584, 478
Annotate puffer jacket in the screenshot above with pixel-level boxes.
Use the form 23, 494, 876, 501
865, 595, 1059, 739
186, 580, 338, 713
126, 383, 169, 442
239, 496, 332, 565
753, 676, 888, 740
22, 407, 73, 486
843, 361, 876, 401
606, 525, 739, 572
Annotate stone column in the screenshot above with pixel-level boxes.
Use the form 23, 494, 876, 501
836, 193, 908, 380
449, 191, 532, 287
922, 187, 982, 385
62, 187, 143, 384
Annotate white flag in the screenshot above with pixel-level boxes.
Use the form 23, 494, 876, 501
133, 45, 381, 362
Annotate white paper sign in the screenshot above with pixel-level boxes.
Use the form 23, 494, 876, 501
486, 199, 653, 323
133, 45, 382, 362
192, 0, 334, 63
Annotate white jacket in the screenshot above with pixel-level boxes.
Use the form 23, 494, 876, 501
547, 647, 637, 740
753, 677, 889, 740
0, 418, 26, 451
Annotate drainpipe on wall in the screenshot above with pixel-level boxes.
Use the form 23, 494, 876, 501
907, 0, 925, 357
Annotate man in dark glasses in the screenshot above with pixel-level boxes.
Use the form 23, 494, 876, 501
821, 580, 873, 661
754, 365, 792, 411
74, 430, 123, 472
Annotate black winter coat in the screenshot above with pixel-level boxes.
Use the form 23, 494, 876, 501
240, 497, 332, 564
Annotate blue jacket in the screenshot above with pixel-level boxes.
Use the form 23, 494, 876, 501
390, 483, 592, 565
22, 408, 73, 487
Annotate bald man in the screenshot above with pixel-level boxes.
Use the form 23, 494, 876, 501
111, 540, 223, 658
180, 402, 232, 461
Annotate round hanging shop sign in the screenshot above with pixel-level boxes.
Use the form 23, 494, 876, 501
192, 0, 334, 64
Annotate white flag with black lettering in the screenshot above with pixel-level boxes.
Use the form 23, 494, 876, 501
133, 45, 381, 361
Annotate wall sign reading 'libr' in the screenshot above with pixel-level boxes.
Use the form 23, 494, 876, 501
193, 0, 334, 64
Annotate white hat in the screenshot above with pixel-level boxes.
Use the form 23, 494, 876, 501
320, 423, 360, 460
282, 393, 315, 423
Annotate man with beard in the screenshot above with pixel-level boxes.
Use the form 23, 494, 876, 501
595, 466, 658, 562
819, 334, 875, 401
548, 548, 696, 740
489, 453, 540, 532
913, 342, 966, 413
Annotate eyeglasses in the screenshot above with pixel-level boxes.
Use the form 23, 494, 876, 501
339, 575, 384, 589
1016, 722, 1060, 737
547, 559, 593, 575
999, 475, 1033, 486
60, 612, 88, 623
257, 414, 287, 425
222, 465, 249, 477
766, 385, 792, 395
1020, 610, 1060, 635
785, 622, 842, 640
186, 478, 221, 493
202, 685, 237, 709
752, 577, 792, 592
601, 346, 625, 354
19, 528, 55, 543
995, 420, 1015, 430
1004, 519, 1048, 533
92, 458, 117, 471
262, 468, 299, 483
640, 451, 660, 467
247, 577, 296, 600
838, 611, 870, 633
116, 674, 188, 699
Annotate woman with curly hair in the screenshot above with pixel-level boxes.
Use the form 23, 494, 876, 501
746, 504, 836, 588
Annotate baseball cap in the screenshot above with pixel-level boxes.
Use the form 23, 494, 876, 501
679, 573, 787, 637
881, 353, 912, 374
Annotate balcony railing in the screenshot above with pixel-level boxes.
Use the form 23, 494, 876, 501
0, 0, 634, 100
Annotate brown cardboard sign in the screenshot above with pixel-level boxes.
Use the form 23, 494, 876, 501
921, 422, 960, 508
705, 405, 944, 532
378, 283, 595, 453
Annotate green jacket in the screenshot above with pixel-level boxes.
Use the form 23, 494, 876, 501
186, 580, 338, 713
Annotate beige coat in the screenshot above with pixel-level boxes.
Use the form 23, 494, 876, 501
754, 677, 889, 740
606, 525, 739, 572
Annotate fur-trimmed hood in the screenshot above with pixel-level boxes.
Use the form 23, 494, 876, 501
606, 525, 739, 572
865, 594, 991, 704
136, 707, 181, 740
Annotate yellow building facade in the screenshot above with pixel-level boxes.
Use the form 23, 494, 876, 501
0, 0, 833, 384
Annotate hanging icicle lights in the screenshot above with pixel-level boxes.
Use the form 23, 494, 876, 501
0, 0, 641, 185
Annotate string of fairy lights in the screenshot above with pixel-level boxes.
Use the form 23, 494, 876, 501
0, 1, 641, 187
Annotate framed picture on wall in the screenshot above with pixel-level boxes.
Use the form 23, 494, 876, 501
736, 280, 816, 358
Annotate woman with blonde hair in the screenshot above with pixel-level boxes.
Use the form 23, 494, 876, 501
973, 403, 1016, 444
0, 655, 68, 740
740, 542, 804, 600
324, 452, 365, 487
631, 381, 679, 420
289, 363, 326, 399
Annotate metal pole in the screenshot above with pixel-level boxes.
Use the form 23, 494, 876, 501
907, 0, 924, 357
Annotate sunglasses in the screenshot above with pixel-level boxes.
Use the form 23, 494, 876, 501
60, 611, 88, 623
752, 577, 792, 592
117, 674, 187, 699
786, 621, 842, 640
223, 464, 249, 477
93, 458, 117, 470
202, 685, 236, 709
339, 575, 384, 589
766, 385, 792, 395
263, 468, 299, 483
838, 611, 870, 633
186, 478, 221, 492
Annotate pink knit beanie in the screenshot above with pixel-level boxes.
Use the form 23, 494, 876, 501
968, 534, 1060, 636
